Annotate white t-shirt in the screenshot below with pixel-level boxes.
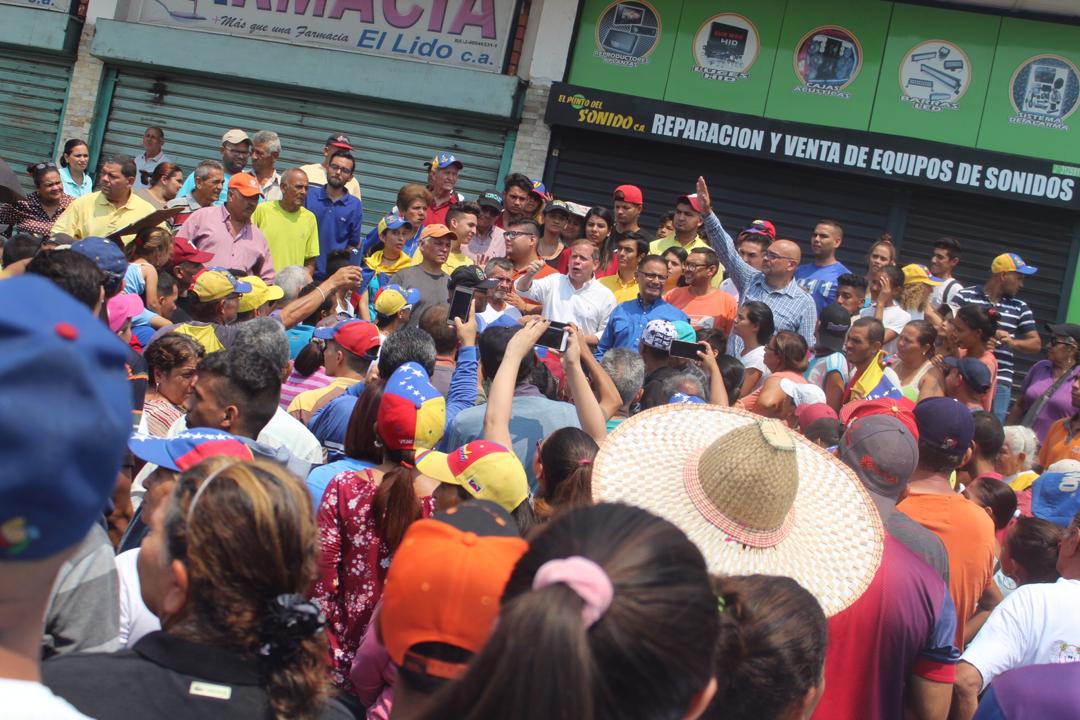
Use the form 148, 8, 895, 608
115, 548, 161, 648
962, 577, 1080, 690
1, 678, 92, 719
859, 303, 911, 355
719, 277, 739, 303
478, 303, 522, 326
931, 278, 963, 309
739, 345, 770, 393
515, 274, 617, 337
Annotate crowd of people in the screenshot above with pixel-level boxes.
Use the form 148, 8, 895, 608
3, 125, 1080, 720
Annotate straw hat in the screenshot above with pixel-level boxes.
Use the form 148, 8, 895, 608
592, 404, 883, 616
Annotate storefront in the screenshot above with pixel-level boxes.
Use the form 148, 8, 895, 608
86, 0, 525, 224
0, 0, 82, 191
545, 0, 1080, 338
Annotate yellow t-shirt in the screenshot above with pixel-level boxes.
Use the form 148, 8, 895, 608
50, 191, 161, 244
288, 377, 361, 415
252, 201, 320, 273
598, 274, 640, 303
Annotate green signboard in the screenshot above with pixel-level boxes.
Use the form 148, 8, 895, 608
567, 0, 682, 99
869, 4, 999, 146
977, 18, 1080, 164
662, 0, 786, 115
763, 0, 893, 130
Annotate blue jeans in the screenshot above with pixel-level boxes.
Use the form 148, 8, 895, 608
991, 382, 1011, 422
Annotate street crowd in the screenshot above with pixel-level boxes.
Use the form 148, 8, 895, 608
2, 125, 1079, 720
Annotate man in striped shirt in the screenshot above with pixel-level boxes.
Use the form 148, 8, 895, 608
695, 176, 817, 356
954, 253, 1041, 421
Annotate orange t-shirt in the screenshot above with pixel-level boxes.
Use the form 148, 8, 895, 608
896, 492, 996, 646
1038, 416, 1080, 469
663, 286, 737, 335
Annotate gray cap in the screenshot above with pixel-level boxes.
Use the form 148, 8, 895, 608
839, 415, 918, 501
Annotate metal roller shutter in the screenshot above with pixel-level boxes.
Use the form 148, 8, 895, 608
0, 50, 72, 192
99, 70, 510, 230
547, 129, 897, 268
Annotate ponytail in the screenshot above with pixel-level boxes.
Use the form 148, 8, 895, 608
293, 341, 323, 377
536, 428, 597, 522
372, 460, 422, 552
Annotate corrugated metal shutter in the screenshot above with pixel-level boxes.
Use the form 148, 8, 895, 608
99, 70, 510, 230
0, 50, 72, 192
548, 129, 897, 267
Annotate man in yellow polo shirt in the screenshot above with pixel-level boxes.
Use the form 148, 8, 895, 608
287, 319, 379, 423
649, 193, 722, 288
252, 168, 320, 275
50, 154, 159, 243
599, 233, 646, 303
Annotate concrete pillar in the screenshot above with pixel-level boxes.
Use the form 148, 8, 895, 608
508, 0, 578, 180
58, 21, 104, 147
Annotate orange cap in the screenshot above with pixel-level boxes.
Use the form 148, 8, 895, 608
228, 172, 262, 198
379, 504, 527, 678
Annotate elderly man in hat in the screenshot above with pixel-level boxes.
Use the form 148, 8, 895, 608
174, 129, 252, 204
176, 173, 274, 282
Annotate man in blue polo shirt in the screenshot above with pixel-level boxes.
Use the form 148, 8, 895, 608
174, 129, 250, 205
304, 150, 363, 281
796, 219, 851, 314
595, 254, 688, 359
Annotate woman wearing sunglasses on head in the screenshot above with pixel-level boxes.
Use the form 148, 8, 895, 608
0, 162, 72, 237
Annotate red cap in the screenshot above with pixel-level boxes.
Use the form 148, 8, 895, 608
677, 194, 701, 212
170, 237, 213, 266
839, 397, 919, 442
614, 184, 643, 205
227, 172, 262, 198
795, 402, 838, 430
740, 219, 776, 240
316, 319, 380, 356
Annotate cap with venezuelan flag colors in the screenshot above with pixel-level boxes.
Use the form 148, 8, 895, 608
127, 428, 254, 472
416, 440, 529, 513
990, 252, 1037, 275
377, 362, 446, 452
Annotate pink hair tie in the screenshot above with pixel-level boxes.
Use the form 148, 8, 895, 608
532, 556, 613, 628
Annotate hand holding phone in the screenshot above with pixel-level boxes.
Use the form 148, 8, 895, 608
448, 287, 474, 325
669, 340, 707, 360
536, 320, 569, 352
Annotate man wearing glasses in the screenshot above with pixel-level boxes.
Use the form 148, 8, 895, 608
594, 254, 689, 359
467, 190, 507, 262
696, 176, 818, 356
304, 150, 364, 281
174, 129, 252, 205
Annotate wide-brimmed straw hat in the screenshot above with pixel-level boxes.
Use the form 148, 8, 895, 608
592, 404, 883, 616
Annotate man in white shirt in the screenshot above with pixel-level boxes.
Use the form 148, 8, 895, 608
134, 126, 168, 190
950, 508, 1080, 719
515, 238, 616, 346
928, 236, 963, 309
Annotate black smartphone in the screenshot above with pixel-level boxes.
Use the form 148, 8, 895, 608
537, 320, 569, 352
448, 287, 473, 324
669, 340, 706, 360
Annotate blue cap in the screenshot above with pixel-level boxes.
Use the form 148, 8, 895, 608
425, 152, 463, 170
71, 236, 128, 293
670, 392, 705, 404
128, 428, 254, 472
913, 396, 974, 453
485, 314, 524, 330
0, 276, 131, 560
673, 320, 697, 344
381, 214, 411, 232
942, 356, 992, 393
1031, 463, 1080, 528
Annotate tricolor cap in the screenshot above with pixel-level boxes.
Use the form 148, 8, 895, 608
529, 180, 547, 199
902, 264, 943, 286
325, 133, 352, 149
425, 152, 463, 170
237, 275, 285, 313
416, 440, 529, 513
221, 129, 250, 145
840, 396, 919, 441
377, 361, 446, 451
191, 269, 251, 302
128, 428, 254, 472
378, 214, 413, 235
0, 276, 131, 560
107, 293, 144, 333
313, 319, 380, 357
991, 252, 1037, 275
1031, 459, 1080, 528
379, 501, 528, 678
71, 237, 127, 289
613, 184, 643, 205
227, 172, 262, 198
677, 193, 702, 212
640, 318, 677, 351
740, 219, 776, 239
374, 285, 421, 317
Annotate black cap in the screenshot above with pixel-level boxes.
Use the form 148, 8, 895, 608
477, 190, 502, 210
325, 133, 352, 149
1046, 323, 1080, 347
816, 303, 851, 354
449, 265, 497, 291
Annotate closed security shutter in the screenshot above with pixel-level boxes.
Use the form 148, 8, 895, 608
99, 70, 509, 230
0, 50, 72, 192
548, 129, 897, 268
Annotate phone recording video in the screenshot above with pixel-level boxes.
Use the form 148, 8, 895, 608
448, 287, 474, 324
536, 320, 569, 352
669, 340, 706, 360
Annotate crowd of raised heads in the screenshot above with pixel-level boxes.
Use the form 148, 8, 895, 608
2, 126, 1080, 720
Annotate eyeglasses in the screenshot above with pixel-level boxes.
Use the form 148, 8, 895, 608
504, 230, 534, 240
764, 250, 796, 262
684, 263, 711, 271
637, 271, 667, 282
1051, 337, 1077, 348
327, 164, 353, 175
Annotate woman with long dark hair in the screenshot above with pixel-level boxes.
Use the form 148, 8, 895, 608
58, 139, 92, 197
951, 303, 1000, 412
584, 206, 617, 277
733, 301, 775, 399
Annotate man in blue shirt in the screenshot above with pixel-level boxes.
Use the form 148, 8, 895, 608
304, 150, 363, 280
695, 177, 818, 356
175, 129, 250, 204
595, 255, 688, 359
795, 219, 851, 314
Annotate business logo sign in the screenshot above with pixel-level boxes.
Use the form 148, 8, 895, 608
594, 0, 662, 68
1009, 54, 1080, 130
691, 13, 759, 82
136, 0, 516, 72
899, 40, 970, 112
793, 25, 862, 99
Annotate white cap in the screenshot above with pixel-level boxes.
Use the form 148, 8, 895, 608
778, 378, 827, 407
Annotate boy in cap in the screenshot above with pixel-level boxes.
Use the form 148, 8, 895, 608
898, 397, 999, 646
0, 276, 131, 717
954, 252, 1041, 420
287, 319, 379, 422
161, 269, 252, 354
611, 184, 649, 244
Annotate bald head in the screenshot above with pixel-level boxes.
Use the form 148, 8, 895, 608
279, 167, 310, 211
763, 239, 800, 286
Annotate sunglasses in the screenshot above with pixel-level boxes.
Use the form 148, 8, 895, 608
29, 161, 58, 173
1050, 337, 1077, 348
